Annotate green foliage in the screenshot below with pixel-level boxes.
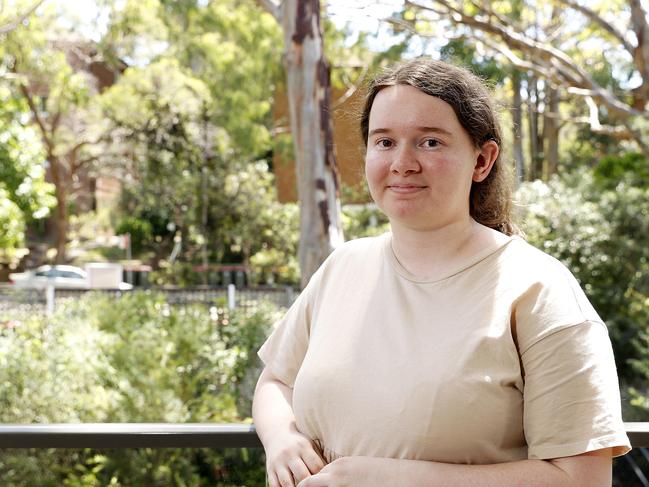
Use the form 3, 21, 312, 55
115, 217, 154, 255
98, 2, 296, 279
342, 204, 390, 241
0, 187, 26, 258
0, 84, 54, 262
0, 87, 55, 221
516, 157, 649, 419
0, 291, 280, 485
593, 152, 649, 190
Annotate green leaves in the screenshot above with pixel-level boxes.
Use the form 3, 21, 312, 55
0, 291, 279, 485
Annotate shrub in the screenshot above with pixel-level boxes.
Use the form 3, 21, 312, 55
0, 291, 280, 485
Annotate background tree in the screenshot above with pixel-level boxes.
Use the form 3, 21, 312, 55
257, 0, 344, 288
2, 2, 114, 263
98, 0, 298, 283
398, 0, 649, 173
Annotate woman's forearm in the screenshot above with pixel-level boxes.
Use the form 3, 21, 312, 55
299, 451, 612, 487
252, 367, 299, 447
396, 454, 610, 487
253, 368, 326, 486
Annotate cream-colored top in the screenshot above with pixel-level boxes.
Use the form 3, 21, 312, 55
258, 233, 631, 464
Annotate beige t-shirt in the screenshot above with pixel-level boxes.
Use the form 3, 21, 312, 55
258, 233, 631, 464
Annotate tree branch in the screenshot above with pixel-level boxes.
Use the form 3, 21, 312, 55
255, 0, 281, 21
0, 0, 46, 35
406, 0, 643, 119
332, 64, 368, 109
556, 0, 634, 54
19, 83, 55, 153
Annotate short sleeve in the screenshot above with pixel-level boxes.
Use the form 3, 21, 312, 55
522, 320, 631, 459
257, 266, 323, 388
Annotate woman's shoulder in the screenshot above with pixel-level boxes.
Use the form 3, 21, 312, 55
500, 236, 575, 279
498, 237, 604, 338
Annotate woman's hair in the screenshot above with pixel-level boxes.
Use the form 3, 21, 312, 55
360, 58, 517, 236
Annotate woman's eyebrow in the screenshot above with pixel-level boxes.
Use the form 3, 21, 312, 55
368, 126, 452, 137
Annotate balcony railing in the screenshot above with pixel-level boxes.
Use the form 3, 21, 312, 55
1, 422, 647, 448
1, 423, 648, 484
0, 423, 261, 449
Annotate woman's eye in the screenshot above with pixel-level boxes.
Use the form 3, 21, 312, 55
423, 138, 439, 148
377, 139, 392, 148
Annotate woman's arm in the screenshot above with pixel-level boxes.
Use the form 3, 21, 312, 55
253, 367, 325, 487
297, 449, 612, 487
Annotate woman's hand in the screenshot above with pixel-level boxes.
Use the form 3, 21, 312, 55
296, 456, 399, 487
265, 426, 326, 487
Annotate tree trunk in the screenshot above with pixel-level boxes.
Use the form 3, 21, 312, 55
511, 70, 525, 184
543, 85, 560, 178
45, 153, 69, 264
53, 183, 68, 264
280, 0, 344, 288
527, 76, 544, 180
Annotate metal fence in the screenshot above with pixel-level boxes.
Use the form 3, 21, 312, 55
0, 284, 297, 319
0, 423, 648, 485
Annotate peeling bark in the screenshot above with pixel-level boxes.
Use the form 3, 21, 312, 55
279, 0, 344, 288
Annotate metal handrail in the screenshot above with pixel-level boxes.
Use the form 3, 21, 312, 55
0, 422, 647, 449
0, 423, 260, 449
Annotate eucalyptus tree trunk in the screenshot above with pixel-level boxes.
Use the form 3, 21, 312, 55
527, 76, 542, 181
511, 70, 525, 184
259, 0, 344, 288
543, 85, 560, 178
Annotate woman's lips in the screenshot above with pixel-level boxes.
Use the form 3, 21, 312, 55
387, 185, 427, 194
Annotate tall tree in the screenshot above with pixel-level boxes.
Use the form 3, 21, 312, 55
257, 0, 344, 288
99, 0, 299, 280
2, 3, 113, 263
402, 0, 649, 160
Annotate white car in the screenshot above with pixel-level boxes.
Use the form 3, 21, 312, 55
9, 265, 133, 290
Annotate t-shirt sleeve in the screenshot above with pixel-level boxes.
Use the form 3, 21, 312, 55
257, 265, 323, 388
521, 321, 630, 459
514, 267, 631, 459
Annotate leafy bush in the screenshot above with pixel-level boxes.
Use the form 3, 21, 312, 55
0, 291, 280, 485
342, 203, 390, 240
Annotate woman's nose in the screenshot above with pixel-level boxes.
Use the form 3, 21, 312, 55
390, 145, 421, 175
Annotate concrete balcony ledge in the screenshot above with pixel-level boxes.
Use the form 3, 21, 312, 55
0, 422, 647, 450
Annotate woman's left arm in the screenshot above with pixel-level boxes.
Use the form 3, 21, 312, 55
297, 449, 611, 487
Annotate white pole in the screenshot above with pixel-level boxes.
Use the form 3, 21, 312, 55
126, 232, 133, 285
285, 285, 294, 305
227, 284, 236, 310
45, 285, 55, 316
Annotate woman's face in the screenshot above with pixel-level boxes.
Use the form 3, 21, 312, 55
364, 84, 496, 232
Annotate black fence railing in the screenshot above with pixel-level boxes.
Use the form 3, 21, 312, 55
1, 423, 647, 449
0, 423, 261, 449
1, 423, 648, 485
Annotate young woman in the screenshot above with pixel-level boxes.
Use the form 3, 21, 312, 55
253, 59, 630, 487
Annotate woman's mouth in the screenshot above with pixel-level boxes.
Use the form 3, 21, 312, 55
387, 185, 427, 194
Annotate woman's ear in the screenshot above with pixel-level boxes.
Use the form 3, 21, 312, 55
473, 139, 499, 182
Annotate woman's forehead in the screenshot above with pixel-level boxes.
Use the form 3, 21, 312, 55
368, 85, 460, 130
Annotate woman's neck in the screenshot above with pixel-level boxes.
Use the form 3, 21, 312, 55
389, 217, 505, 280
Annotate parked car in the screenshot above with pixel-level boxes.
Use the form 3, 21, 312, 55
9, 265, 133, 290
